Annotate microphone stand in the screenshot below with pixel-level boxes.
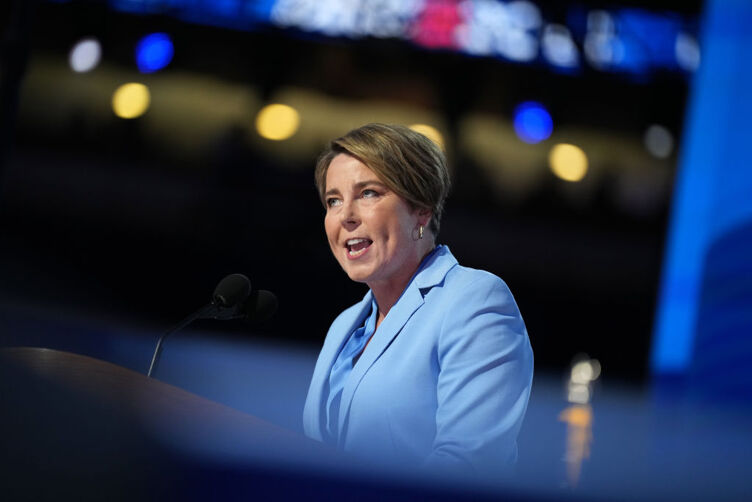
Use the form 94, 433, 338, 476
147, 303, 219, 378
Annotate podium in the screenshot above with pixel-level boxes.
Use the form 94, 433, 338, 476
0, 347, 520, 502
0, 347, 339, 500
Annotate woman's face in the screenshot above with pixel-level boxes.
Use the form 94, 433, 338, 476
324, 153, 427, 291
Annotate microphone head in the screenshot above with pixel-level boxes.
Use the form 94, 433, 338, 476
213, 273, 251, 308
242, 289, 278, 323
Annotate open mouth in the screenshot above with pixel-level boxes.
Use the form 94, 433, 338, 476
346, 238, 373, 258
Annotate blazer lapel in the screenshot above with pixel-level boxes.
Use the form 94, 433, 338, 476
328, 246, 457, 441
336, 284, 425, 436
335, 245, 459, 436
304, 291, 372, 440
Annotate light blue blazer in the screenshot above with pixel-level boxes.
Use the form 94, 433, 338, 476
303, 246, 533, 474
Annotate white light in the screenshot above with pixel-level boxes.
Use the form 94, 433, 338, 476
69, 38, 102, 73
502, 29, 538, 62
271, 0, 358, 36
676, 32, 701, 72
504, 1, 541, 62
644, 124, 674, 158
458, 0, 509, 57
542, 24, 579, 68
456, 0, 500, 56
584, 33, 625, 67
460, 0, 509, 32
584, 10, 621, 69
567, 383, 591, 404
457, 0, 541, 61
571, 361, 594, 384
358, 0, 421, 38
584, 34, 611, 67
507, 1, 542, 31
455, 23, 493, 56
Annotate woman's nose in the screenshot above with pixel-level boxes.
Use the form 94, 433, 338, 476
340, 199, 359, 227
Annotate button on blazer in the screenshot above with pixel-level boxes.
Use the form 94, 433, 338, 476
303, 245, 533, 474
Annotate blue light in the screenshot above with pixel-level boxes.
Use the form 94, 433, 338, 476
135, 32, 174, 73
513, 101, 553, 144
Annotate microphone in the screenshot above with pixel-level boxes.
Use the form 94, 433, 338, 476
147, 273, 252, 378
207, 274, 254, 320
241, 289, 278, 323
213, 273, 252, 310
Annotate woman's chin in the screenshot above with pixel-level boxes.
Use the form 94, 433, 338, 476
343, 268, 372, 284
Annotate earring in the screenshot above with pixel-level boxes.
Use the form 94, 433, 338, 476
418, 225, 424, 240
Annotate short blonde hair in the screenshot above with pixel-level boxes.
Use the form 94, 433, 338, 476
314, 123, 451, 236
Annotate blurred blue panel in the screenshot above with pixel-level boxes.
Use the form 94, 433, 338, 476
208, 0, 240, 15
566, 6, 694, 77
616, 9, 682, 72
109, 0, 168, 14
689, 225, 752, 402
652, 0, 752, 377
244, 0, 276, 22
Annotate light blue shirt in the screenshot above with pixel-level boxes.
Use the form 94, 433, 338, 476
325, 297, 378, 444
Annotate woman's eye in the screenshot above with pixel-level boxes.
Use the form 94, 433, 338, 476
326, 198, 342, 208
362, 189, 378, 198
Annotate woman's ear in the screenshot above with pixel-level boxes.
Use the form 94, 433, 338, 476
416, 208, 433, 227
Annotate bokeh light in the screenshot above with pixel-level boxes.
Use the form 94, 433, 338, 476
571, 361, 594, 384
69, 38, 102, 73
549, 143, 588, 182
255, 104, 300, 141
567, 356, 601, 405
644, 124, 674, 158
541, 24, 579, 68
676, 32, 701, 72
571, 359, 601, 384
513, 101, 553, 143
112, 83, 151, 119
136, 33, 174, 74
409, 124, 444, 150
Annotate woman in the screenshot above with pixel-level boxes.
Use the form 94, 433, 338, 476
303, 124, 533, 476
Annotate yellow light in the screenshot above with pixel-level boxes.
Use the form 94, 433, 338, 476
549, 143, 588, 182
255, 103, 300, 141
409, 123, 444, 150
112, 83, 150, 119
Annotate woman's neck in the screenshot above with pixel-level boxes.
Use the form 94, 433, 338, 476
369, 242, 437, 327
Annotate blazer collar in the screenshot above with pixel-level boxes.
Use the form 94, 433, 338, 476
336, 245, 457, 439
412, 244, 457, 291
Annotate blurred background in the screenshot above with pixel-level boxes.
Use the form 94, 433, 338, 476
1, 0, 751, 500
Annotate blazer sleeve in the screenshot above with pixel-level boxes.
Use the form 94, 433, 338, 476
424, 273, 533, 475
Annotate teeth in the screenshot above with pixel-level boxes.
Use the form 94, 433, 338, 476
346, 238, 371, 257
